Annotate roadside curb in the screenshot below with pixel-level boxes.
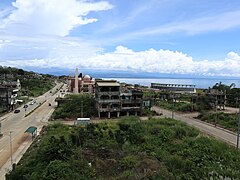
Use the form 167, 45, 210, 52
190, 117, 237, 136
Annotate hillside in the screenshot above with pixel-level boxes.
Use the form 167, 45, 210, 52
0, 66, 56, 97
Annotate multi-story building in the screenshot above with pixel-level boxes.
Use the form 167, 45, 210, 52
95, 80, 121, 118
95, 80, 144, 118
0, 79, 21, 111
120, 89, 143, 116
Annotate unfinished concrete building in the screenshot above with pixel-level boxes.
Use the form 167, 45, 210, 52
0, 79, 21, 111
95, 80, 121, 118
95, 80, 144, 118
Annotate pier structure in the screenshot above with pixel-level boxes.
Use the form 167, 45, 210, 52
151, 83, 196, 94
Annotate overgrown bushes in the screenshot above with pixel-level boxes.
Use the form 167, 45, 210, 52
198, 111, 238, 132
6, 117, 240, 179
20, 78, 55, 97
52, 94, 97, 119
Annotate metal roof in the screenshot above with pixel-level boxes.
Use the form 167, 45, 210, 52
97, 82, 120, 87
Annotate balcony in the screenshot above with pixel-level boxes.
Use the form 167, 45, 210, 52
121, 107, 141, 111
97, 99, 121, 103
96, 91, 120, 96
98, 107, 121, 112
121, 99, 142, 104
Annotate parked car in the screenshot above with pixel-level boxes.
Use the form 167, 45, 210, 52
14, 109, 20, 113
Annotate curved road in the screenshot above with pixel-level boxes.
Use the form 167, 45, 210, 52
0, 82, 66, 179
152, 106, 238, 147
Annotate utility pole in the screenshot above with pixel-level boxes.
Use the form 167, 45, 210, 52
9, 131, 13, 168
0, 123, 2, 137
215, 95, 218, 127
191, 95, 194, 112
237, 98, 240, 149
81, 98, 83, 118
171, 92, 174, 119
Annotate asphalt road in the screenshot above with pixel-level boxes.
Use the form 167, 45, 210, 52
152, 106, 238, 148
0, 82, 66, 178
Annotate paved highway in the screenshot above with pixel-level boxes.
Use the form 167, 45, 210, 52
0, 82, 66, 178
152, 106, 238, 148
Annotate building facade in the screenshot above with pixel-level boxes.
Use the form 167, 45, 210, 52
0, 79, 21, 111
95, 80, 144, 118
69, 68, 95, 94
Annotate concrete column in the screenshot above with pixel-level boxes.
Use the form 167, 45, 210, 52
117, 112, 120, 118
108, 112, 111, 119
127, 112, 129, 116
98, 111, 101, 118
135, 111, 138, 116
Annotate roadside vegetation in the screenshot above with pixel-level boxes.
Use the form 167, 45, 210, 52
147, 82, 240, 133
52, 94, 97, 120
197, 111, 239, 132
156, 101, 195, 112
6, 117, 240, 179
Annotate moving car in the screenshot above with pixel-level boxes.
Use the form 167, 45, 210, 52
14, 109, 20, 113
23, 104, 28, 108
29, 101, 34, 105
29, 100, 36, 105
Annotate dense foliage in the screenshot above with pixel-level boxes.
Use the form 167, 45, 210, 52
52, 94, 97, 119
156, 101, 195, 112
7, 117, 240, 179
20, 78, 54, 97
227, 88, 240, 107
198, 111, 239, 132
0, 66, 25, 76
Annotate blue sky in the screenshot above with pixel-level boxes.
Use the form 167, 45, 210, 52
0, 0, 240, 76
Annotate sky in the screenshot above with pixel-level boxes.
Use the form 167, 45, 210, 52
0, 0, 240, 77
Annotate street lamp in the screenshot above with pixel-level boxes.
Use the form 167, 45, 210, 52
236, 97, 240, 149
9, 131, 13, 168
171, 92, 174, 119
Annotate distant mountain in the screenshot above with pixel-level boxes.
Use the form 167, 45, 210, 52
26, 67, 240, 80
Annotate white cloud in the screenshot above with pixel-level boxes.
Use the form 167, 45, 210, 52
0, 0, 113, 36
0, 1, 239, 77
2, 45, 240, 77
0, 0, 111, 69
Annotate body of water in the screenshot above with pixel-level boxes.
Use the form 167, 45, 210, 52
104, 77, 240, 89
